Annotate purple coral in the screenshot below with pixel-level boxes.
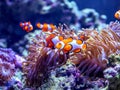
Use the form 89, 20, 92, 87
0, 47, 25, 85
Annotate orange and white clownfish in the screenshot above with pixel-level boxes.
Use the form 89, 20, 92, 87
114, 10, 120, 20
56, 38, 87, 53
36, 22, 56, 32
20, 21, 33, 32
45, 34, 64, 48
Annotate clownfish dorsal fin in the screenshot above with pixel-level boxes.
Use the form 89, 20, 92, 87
67, 37, 73, 42
82, 43, 87, 50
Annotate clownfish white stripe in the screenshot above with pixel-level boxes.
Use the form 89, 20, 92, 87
48, 24, 51, 31
52, 36, 61, 46
68, 40, 82, 52
40, 24, 43, 28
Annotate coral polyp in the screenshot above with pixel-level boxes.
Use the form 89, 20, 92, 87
0, 47, 25, 88
0, 61, 15, 81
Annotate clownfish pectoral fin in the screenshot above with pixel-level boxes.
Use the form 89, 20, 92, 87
73, 48, 81, 53
82, 44, 87, 50
76, 39, 83, 45
36, 22, 41, 29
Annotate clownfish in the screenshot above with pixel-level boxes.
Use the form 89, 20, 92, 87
20, 21, 33, 32
36, 22, 56, 32
45, 34, 64, 48
114, 10, 120, 20
56, 38, 87, 53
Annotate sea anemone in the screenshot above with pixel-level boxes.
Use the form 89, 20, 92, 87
108, 21, 120, 36
23, 46, 67, 87
70, 28, 120, 77
23, 22, 120, 87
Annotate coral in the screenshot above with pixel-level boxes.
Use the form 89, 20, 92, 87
103, 53, 120, 90
108, 53, 120, 66
0, 47, 25, 85
0, 38, 7, 48
13, 30, 41, 56
79, 8, 107, 30
0, 60, 15, 82
39, 61, 108, 90
104, 67, 119, 79
108, 77, 120, 90
0, 69, 24, 90
0, 48, 16, 83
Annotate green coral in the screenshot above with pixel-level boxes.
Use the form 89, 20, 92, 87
108, 53, 120, 65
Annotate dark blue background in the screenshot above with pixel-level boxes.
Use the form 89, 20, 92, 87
75, 0, 120, 23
